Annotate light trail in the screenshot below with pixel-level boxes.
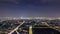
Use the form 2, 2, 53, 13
8, 21, 25, 34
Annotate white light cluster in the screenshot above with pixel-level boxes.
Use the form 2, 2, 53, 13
0, 17, 60, 20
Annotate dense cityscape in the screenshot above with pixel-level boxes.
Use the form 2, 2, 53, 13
0, 17, 60, 34
0, 0, 60, 34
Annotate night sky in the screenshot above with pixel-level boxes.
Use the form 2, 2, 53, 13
0, 0, 60, 17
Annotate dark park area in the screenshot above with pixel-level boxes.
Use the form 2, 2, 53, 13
32, 28, 60, 34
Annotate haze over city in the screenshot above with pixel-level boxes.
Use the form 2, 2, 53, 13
0, 0, 60, 34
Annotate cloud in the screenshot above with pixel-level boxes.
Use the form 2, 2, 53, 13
0, 0, 19, 4
0, 0, 60, 6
